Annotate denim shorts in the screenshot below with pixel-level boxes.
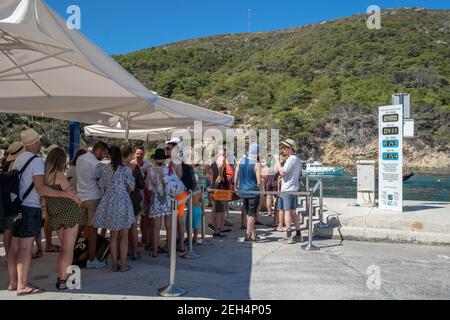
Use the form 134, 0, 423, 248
278, 195, 298, 211
12, 206, 42, 238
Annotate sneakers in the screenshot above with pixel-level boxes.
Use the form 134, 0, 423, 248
208, 223, 215, 233
213, 232, 227, 238
86, 258, 106, 269
278, 236, 296, 244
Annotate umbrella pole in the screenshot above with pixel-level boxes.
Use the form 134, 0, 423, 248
125, 115, 130, 142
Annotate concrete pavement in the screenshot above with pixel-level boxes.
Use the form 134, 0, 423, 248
316, 198, 450, 245
1, 209, 449, 300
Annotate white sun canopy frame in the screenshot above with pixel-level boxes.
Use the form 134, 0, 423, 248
0, 0, 234, 134
84, 124, 231, 142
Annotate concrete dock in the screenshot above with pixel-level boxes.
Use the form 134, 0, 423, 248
316, 198, 450, 245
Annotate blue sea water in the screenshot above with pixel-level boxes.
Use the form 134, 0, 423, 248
305, 171, 450, 202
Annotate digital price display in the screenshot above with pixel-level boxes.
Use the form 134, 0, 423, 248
382, 127, 399, 135
383, 114, 399, 123
382, 152, 399, 161
382, 140, 399, 148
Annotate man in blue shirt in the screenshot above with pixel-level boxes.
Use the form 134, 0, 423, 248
235, 144, 262, 242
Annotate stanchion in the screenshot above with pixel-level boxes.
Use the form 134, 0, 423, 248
302, 189, 320, 251
305, 175, 310, 213
317, 177, 329, 228
181, 190, 200, 259
158, 200, 187, 297
200, 187, 212, 245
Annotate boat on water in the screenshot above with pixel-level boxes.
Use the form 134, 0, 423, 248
303, 161, 345, 176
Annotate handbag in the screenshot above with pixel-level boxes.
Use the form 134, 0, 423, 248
163, 167, 186, 198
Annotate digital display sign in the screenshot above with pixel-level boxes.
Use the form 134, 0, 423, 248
383, 127, 399, 135
382, 152, 399, 161
383, 114, 399, 123
382, 140, 399, 148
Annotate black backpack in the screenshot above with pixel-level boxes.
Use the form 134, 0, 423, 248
73, 234, 110, 268
0, 155, 38, 218
181, 162, 197, 191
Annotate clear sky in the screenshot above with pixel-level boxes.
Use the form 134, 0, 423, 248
45, 0, 449, 55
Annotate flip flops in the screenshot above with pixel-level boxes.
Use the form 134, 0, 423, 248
16, 287, 45, 296
45, 245, 61, 253
121, 265, 132, 273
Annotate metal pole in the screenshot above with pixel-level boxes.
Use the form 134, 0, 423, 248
158, 200, 187, 297
305, 174, 310, 214
317, 177, 329, 228
302, 189, 320, 251
200, 187, 212, 245
181, 190, 200, 259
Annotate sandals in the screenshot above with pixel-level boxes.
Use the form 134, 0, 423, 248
32, 250, 43, 259
45, 245, 61, 253
16, 287, 45, 296
121, 265, 132, 273
56, 278, 68, 291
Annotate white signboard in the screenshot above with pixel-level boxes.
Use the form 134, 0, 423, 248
379, 105, 403, 212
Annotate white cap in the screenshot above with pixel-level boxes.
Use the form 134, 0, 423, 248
166, 137, 182, 146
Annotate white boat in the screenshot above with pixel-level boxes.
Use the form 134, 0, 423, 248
303, 161, 345, 175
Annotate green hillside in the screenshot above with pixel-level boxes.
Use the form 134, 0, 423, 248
113, 7, 450, 157
1, 7, 449, 163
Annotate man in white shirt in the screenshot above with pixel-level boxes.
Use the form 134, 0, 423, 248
8, 129, 80, 296
275, 139, 302, 244
76, 141, 109, 269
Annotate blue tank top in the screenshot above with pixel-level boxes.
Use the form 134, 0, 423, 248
238, 157, 258, 199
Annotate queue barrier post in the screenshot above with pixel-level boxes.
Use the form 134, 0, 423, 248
302, 189, 320, 252
181, 190, 200, 259
200, 187, 213, 245
316, 177, 329, 228
157, 200, 187, 297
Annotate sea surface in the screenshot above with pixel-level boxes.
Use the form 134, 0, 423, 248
304, 171, 450, 202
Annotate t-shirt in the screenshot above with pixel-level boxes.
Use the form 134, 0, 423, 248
66, 165, 77, 190
12, 151, 45, 209
76, 152, 101, 202
280, 155, 301, 192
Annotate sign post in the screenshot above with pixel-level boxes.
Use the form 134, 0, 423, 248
378, 105, 403, 212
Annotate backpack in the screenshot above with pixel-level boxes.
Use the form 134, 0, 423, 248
73, 234, 110, 268
0, 155, 38, 218
181, 163, 197, 191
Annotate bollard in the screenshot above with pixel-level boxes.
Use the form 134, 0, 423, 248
317, 177, 329, 228
181, 190, 200, 259
200, 187, 212, 245
302, 189, 320, 251
158, 200, 187, 297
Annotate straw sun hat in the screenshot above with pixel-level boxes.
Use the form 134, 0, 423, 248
6, 141, 25, 162
21, 128, 42, 147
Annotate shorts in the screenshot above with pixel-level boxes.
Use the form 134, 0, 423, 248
176, 192, 190, 217
12, 206, 42, 238
80, 200, 99, 226
0, 216, 14, 230
192, 206, 202, 230
278, 195, 298, 211
214, 200, 227, 213
242, 197, 260, 217
263, 175, 276, 192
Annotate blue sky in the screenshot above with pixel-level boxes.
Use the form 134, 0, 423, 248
46, 0, 449, 55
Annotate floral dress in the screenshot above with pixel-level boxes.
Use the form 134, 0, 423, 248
93, 164, 136, 231
147, 165, 172, 218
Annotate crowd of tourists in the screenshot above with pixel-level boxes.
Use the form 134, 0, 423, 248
0, 128, 303, 296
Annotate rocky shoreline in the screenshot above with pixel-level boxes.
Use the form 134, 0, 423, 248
321, 140, 450, 170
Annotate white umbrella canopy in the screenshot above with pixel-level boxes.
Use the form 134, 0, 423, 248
0, 0, 234, 130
